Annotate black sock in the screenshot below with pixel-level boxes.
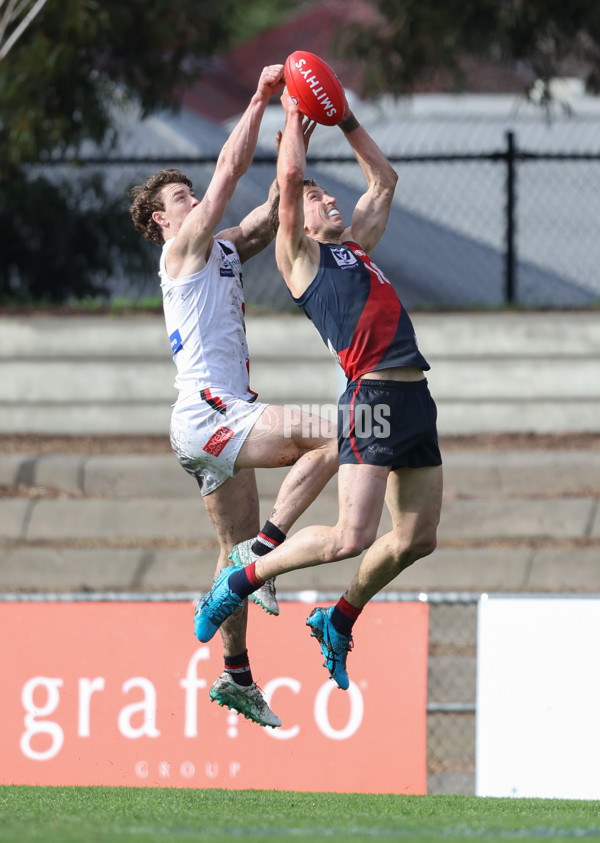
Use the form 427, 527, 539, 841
224, 650, 253, 687
331, 597, 362, 638
228, 566, 258, 599
251, 520, 287, 557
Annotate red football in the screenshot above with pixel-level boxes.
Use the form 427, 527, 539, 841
284, 50, 345, 126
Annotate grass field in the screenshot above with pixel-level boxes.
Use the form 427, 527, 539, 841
0, 787, 598, 842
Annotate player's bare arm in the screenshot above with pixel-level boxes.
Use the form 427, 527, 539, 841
218, 180, 279, 264
220, 114, 316, 263
338, 100, 398, 255
275, 90, 321, 298
165, 64, 284, 278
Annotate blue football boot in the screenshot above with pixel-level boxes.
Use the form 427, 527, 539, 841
194, 567, 244, 642
306, 606, 353, 690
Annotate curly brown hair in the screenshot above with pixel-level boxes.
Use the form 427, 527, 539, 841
129, 168, 193, 245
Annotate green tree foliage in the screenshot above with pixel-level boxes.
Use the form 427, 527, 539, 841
0, 172, 149, 301
0, 0, 240, 303
228, 0, 304, 45
336, 0, 600, 103
0, 0, 237, 174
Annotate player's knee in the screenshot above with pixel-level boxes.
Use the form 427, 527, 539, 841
334, 527, 377, 560
389, 531, 437, 568
274, 442, 303, 467
405, 534, 438, 565
415, 536, 437, 560
300, 432, 337, 461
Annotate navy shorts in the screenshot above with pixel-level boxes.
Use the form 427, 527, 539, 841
337, 377, 442, 469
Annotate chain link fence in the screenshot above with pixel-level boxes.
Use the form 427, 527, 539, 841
71, 134, 600, 310
427, 596, 478, 796
270, 138, 600, 309
516, 155, 600, 305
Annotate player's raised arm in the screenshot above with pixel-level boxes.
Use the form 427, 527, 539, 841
217, 179, 280, 264
167, 64, 284, 276
338, 102, 398, 255
275, 89, 320, 298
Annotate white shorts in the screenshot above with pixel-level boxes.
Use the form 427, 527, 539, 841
170, 388, 269, 496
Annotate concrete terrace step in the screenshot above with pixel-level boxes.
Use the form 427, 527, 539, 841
0, 546, 597, 596
1, 494, 597, 544
1, 312, 600, 435
2, 450, 600, 499
0, 449, 598, 596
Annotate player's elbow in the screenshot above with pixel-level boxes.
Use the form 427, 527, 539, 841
383, 167, 398, 195
230, 157, 249, 183
216, 150, 248, 184
279, 159, 304, 190
367, 167, 397, 208
374, 174, 397, 208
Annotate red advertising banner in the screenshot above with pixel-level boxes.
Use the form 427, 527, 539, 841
0, 600, 428, 794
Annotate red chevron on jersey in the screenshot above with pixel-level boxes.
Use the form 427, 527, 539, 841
337, 243, 402, 380
200, 388, 227, 415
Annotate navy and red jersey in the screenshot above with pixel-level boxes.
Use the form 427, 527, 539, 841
292, 241, 430, 382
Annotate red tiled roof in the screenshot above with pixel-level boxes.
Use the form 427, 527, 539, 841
181, 0, 372, 121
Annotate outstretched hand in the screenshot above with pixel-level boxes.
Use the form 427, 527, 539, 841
301, 117, 317, 150
275, 114, 316, 154
280, 84, 299, 115
257, 64, 285, 100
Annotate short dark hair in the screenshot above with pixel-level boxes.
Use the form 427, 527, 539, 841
129, 168, 192, 245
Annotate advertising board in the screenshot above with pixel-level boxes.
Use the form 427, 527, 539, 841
0, 600, 428, 793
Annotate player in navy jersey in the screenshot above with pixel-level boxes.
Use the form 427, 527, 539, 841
195, 83, 443, 692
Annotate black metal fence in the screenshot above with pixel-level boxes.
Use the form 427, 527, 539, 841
303, 134, 600, 309
65, 135, 600, 309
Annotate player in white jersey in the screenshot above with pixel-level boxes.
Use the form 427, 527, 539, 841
129, 65, 337, 728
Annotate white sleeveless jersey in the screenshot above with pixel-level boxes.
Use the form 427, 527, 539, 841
159, 237, 255, 401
